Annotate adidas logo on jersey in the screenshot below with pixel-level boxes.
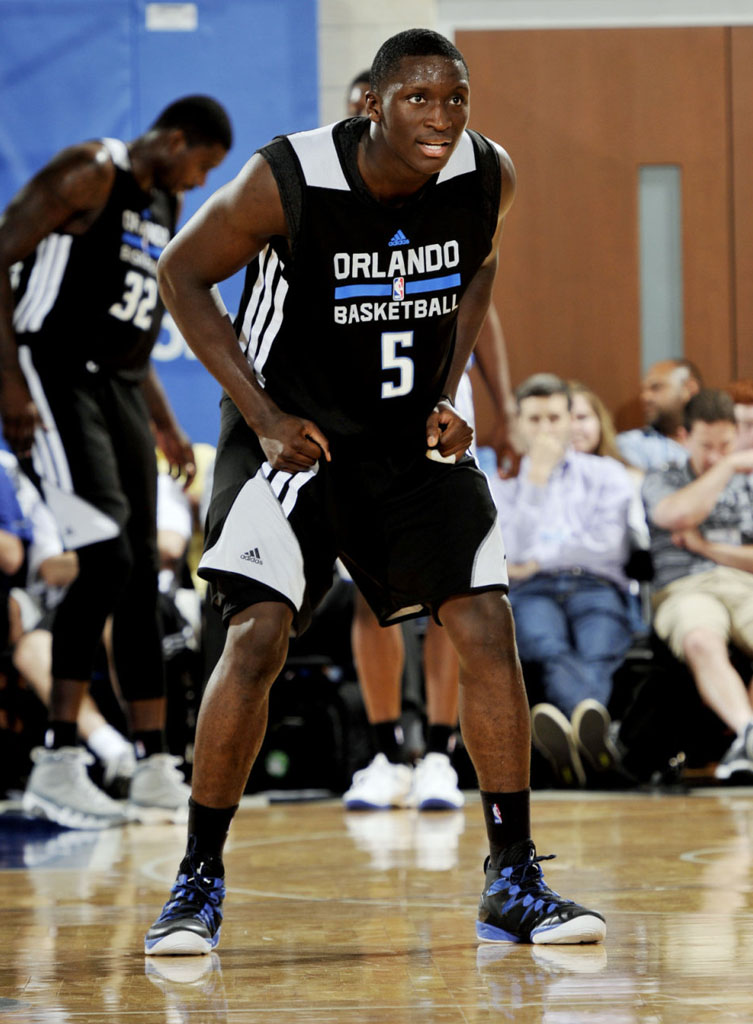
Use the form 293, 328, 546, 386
388, 229, 410, 247
241, 547, 263, 565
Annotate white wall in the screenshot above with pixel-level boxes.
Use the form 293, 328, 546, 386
319, 0, 753, 124
318, 0, 437, 125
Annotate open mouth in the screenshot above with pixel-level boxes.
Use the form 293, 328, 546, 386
417, 140, 451, 158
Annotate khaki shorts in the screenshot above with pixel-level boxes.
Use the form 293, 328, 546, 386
652, 566, 753, 659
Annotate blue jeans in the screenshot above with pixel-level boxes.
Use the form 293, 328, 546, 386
509, 571, 633, 718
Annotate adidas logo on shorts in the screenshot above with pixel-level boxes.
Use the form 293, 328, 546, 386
240, 547, 263, 565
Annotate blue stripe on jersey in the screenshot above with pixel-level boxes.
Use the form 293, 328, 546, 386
121, 232, 163, 258
334, 272, 462, 300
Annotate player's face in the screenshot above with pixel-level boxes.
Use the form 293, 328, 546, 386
160, 140, 228, 194
685, 420, 737, 475
368, 55, 470, 177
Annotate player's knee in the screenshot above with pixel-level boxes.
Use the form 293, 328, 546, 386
442, 591, 517, 661
222, 603, 292, 689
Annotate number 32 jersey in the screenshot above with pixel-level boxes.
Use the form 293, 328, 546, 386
235, 117, 501, 447
12, 138, 176, 381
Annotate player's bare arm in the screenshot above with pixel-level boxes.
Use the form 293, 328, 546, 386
142, 363, 196, 487
426, 144, 516, 458
157, 154, 330, 472
0, 143, 116, 454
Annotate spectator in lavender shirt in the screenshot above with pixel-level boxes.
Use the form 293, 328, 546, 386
488, 374, 635, 787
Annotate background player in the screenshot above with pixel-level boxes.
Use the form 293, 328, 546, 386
0, 95, 232, 828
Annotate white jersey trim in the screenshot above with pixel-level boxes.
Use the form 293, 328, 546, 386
287, 123, 349, 191
437, 131, 477, 183
241, 245, 289, 384
13, 234, 73, 334
101, 137, 130, 170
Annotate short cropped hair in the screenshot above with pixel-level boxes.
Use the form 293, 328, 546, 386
515, 373, 571, 409
370, 29, 468, 94
152, 95, 233, 151
684, 388, 735, 430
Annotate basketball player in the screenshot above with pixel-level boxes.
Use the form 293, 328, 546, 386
145, 30, 606, 954
0, 95, 232, 828
341, 70, 518, 813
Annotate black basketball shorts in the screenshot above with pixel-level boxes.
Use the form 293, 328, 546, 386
200, 396, 508, 633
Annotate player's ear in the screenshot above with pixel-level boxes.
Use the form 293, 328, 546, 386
364, 91, 381, 123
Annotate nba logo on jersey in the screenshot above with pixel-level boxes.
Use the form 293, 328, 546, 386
392, 277, 405, 301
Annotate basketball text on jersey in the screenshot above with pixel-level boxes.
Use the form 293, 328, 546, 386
333, 239, 461, 324
118, 210, 170, 275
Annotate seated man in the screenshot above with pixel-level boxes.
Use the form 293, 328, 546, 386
642, 389, 753, 782
617, 359, 702, 471
489, 374, 636, 786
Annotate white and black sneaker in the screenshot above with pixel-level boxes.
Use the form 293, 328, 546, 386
714, 722, 753, 784
129, 754, 191, 823
23, 747, 130, 829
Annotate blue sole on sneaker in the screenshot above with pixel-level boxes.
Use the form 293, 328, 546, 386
476, 920, 522, 943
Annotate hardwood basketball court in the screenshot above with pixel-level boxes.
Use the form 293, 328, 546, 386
2, 787, 752, 1021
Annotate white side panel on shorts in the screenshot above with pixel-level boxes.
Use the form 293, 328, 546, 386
471, 515, 509, 589
199, 472, 307, 610
17, 346, 121, 548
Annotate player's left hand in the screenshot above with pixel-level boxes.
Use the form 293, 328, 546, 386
155, 423, 196, 489
425, 399, 473, 462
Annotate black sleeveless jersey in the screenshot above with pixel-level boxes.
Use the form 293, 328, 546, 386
234, 117, 501, 448
12, 138, 176, 380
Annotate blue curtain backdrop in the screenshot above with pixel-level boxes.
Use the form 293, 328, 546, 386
0, 0, 318, 444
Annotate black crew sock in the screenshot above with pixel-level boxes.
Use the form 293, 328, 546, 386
372, 720, 405, 764
46, 721, 78, 750
133, 729, 167, 759
480, 788, 532, 869
426, 724, 456, 755
182, 797, 239, 876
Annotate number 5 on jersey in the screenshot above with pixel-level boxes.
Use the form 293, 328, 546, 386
381, 331, 414, 398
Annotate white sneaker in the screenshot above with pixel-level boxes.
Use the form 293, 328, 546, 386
129, 754, 191, 823
410, 752, 465, 810
101, 744, 137, 789
342, 753, 414, 810
22, 746, 131, 829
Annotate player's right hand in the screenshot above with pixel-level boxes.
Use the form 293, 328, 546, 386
0, 374, 42, 458
258, 412, 331, 473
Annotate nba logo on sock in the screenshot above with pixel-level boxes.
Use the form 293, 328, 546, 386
492, 803, 503, 825
392, 276, 404, 301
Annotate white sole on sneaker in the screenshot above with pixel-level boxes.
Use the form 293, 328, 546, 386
22, 791, 129, 830
532, 914, 607, 945
144, 931, 214, 956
